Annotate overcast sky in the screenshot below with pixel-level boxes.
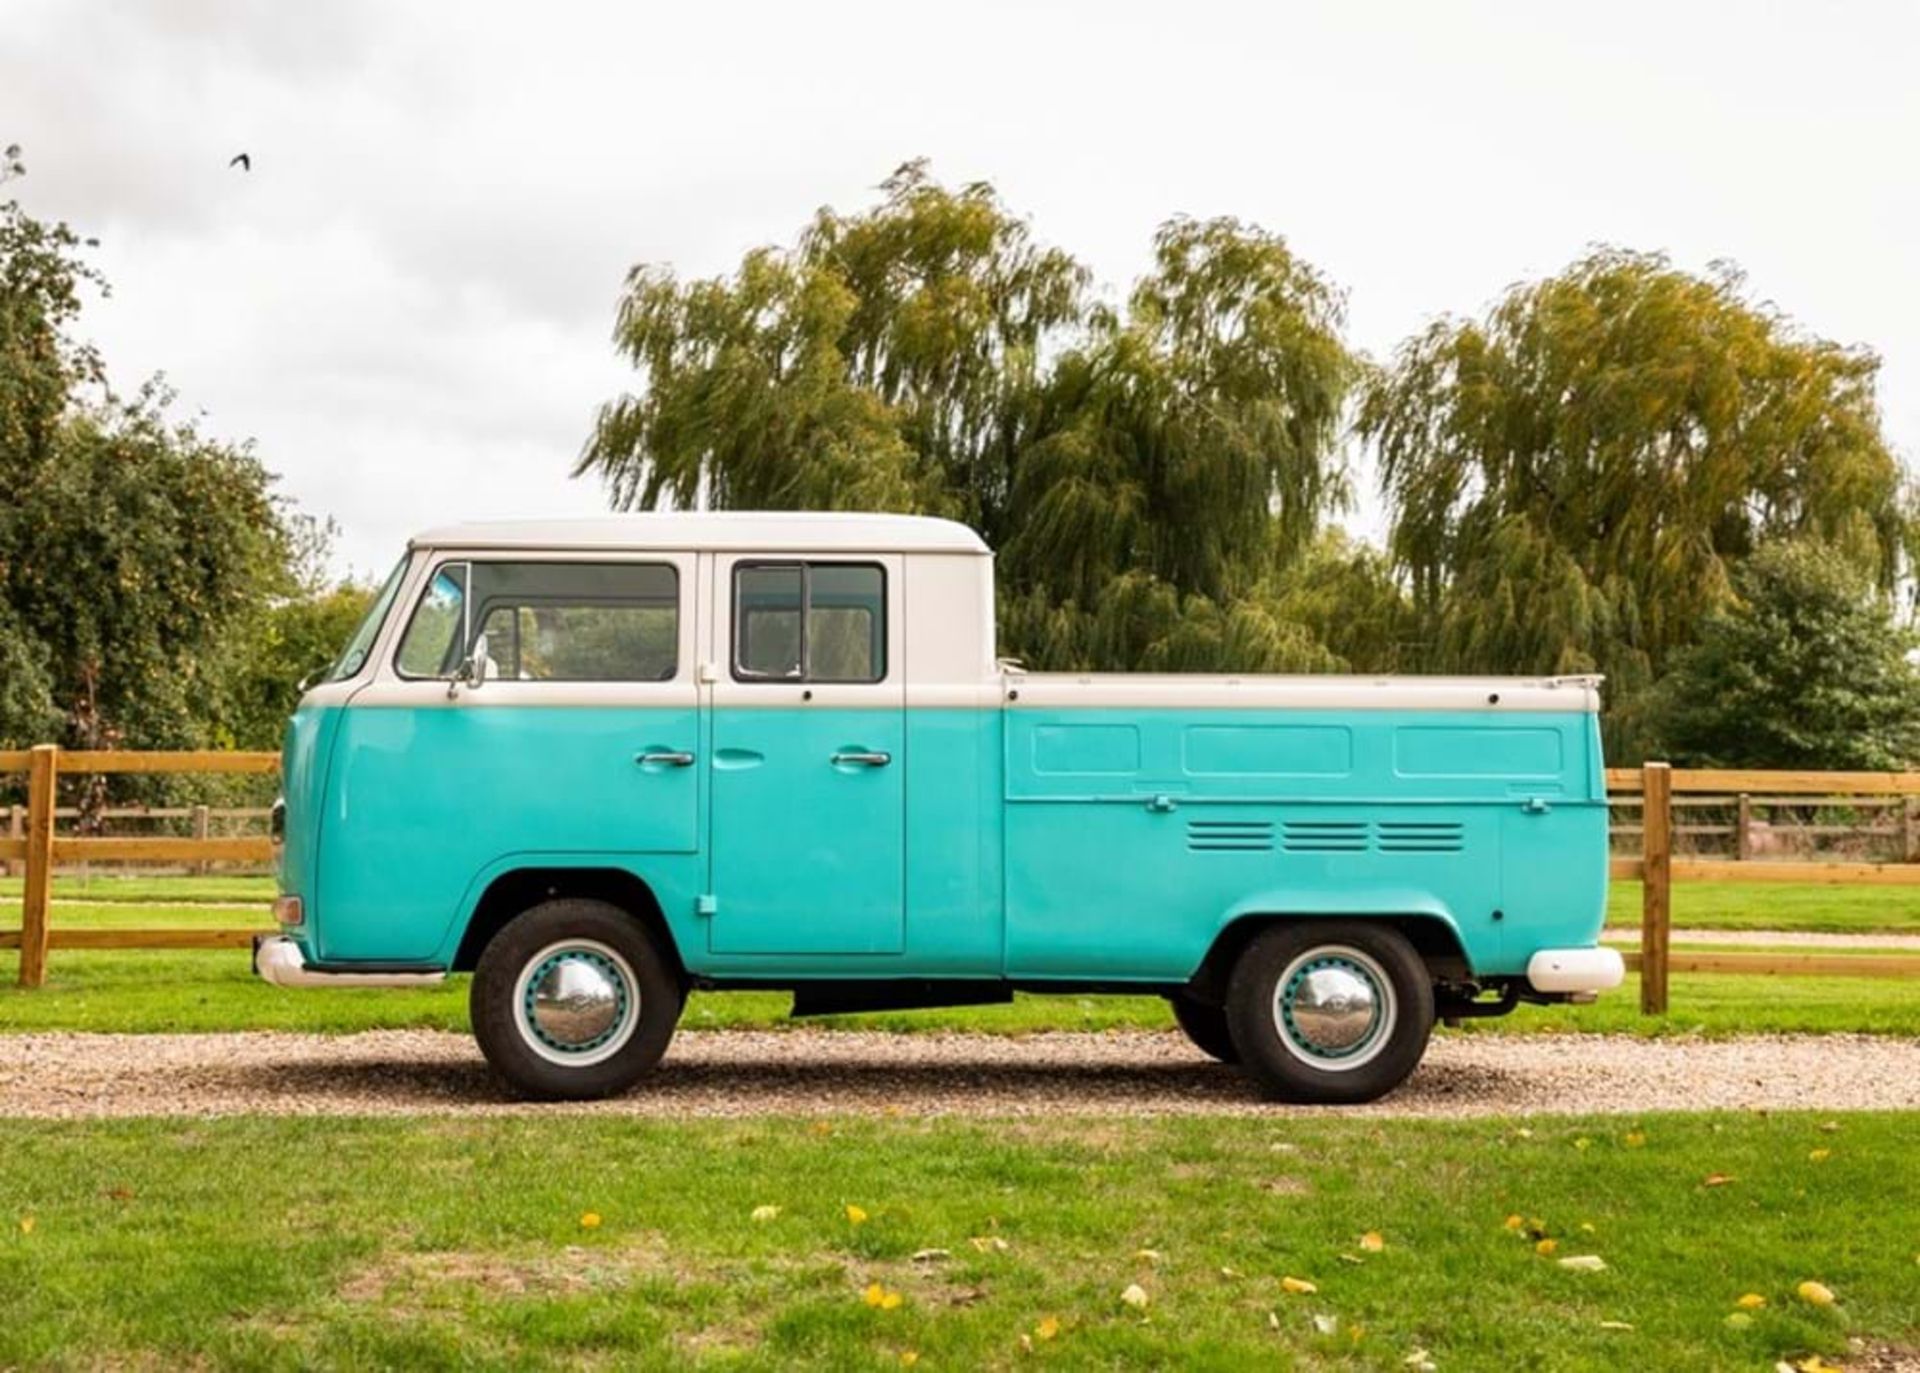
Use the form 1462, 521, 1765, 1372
7, 0, 1917, 578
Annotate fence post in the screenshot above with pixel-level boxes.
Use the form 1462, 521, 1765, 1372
1905, 796, 1917, 864
5, 805, 21, 879
19, 745, 57, 989
1735, 793, 1752, 862
1639, 761, 1673, 1015
192, 803, 211, 876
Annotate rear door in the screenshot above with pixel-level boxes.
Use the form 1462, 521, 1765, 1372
705, 555, 906, 955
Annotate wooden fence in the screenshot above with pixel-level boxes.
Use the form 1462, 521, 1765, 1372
0, 745, 280, 986
1607, 763, 1920, 1012
3, 747, 1918, 1007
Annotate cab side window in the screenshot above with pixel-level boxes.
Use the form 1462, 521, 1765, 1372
396, 561, 679, 681
733, 562, 885, 683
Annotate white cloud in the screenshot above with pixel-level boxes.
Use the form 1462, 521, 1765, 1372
6, 0, 1916, 575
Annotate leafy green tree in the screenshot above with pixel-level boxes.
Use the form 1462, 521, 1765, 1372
207, 518, 376, 751
1647, 541, 1920, 769
0, 150, 300, 763
1361, 248, 1912, 743
581, 163, 1360, 672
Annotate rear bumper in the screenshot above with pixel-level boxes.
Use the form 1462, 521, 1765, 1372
1525, 946, 1626, 995
252, 935, 447, 989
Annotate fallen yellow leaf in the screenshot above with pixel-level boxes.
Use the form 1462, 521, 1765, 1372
1558, 1255, 1607, 1272
899, 1353, 919, 1367
1623, 1131, 1646, 1148
1573, 1137, 1593, 1151
1134, 1248, 1166, 1263
1724, 1312, 1754, 1330
1035, 1316, 1061, 1341
579, 1212, 602, 1230
1735, 1292, 1767, 1309
1702, 1173, 1736, 1187
1281, 1276, 1318, 1295
846, 1204, 870, 1226
1504, 1213, 1524, 1230
1598, 1320, 1635, 1331
969, 1235, 1009, 1253
1798, 1357, 1844, 1373
1535, 1238, 1559, 1256
1807, 1148, 1832, 1163
1121, 1282, 1150, 1309
1359, 1231, 1386, 1253
750, 1204, 782, 1223
863, 1282, 903, 1310
17, 1216, 34, 1235
1795, 1279, 1836, 1307
808, 1121, 833, 1137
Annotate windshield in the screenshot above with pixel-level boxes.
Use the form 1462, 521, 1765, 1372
322, 555, 410, 683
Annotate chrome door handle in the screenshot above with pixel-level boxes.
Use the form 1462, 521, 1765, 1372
831, 751, 892, 767
636, 750, 696, 767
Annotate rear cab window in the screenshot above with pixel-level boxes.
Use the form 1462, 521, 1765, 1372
732, 561, 885, 683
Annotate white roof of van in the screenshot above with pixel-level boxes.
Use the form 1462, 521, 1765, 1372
410, 511, 990, 555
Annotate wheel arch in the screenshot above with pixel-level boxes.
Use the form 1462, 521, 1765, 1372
451, 866, 686, 982
1185, 899, 1472, 1005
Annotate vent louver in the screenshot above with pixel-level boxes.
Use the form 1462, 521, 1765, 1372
1281, 820, 1369, 852
1376, 820, 1466, 853
1187, 819, 1275, 852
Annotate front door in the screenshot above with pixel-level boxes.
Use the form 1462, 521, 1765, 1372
319, 553, 700, 963
706, 554, 905, 955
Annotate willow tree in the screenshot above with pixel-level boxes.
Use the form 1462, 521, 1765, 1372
1361, 248, 1911, 739
578, 161, 1088, 539
996, 217, 1357, 669
580, 167, 1361, 672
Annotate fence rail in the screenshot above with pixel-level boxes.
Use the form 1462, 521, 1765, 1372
2, 745, 279, 986
3, 747, 1918, 1006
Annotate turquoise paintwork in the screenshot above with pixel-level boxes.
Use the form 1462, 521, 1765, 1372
280, 699, 1606, 982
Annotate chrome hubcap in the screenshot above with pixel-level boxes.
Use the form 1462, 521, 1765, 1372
513, 941, 637, 1066
1274, 946, 1395, 1071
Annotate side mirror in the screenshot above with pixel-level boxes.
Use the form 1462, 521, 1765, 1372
446, 633, 490, 699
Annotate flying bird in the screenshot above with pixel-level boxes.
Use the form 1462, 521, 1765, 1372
229, 152, 251, 171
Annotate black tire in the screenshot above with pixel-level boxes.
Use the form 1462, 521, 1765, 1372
1224, 922, 1434, 1104
1168, 994, 1240, 1064
470, 898, 683, 1101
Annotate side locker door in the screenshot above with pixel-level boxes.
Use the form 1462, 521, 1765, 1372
704, 553, 906, 955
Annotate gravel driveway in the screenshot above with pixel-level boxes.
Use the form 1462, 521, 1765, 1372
3, 1029, 1917, 1119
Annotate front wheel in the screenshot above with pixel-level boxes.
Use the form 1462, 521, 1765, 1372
1225, 922, 1434, 1104
471, 898, 683, 1100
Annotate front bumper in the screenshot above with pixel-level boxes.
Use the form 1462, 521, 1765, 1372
252, 935, 447, 989
1525, 946, 1626, 995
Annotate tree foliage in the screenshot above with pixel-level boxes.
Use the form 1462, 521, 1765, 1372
1647, 541, 1920, 770
1362, 248, 1912, 744
580, 163, 1361, 671
0, 149, 324, 760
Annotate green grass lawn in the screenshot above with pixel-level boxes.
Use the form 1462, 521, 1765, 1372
3, 872, 1918, 934
0, 874, 1915, 1037
1604, 879, 1920, 934
0, 1111, 1910, 1370
0, 946, 1916, 1038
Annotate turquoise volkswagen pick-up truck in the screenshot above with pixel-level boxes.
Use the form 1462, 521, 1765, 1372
256, 512, 1622, 1104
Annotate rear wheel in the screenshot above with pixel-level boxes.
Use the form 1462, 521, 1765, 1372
1168, 994, 1239, 1063
1225, 922, 1434, 1104
471, 898, 682, 1100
